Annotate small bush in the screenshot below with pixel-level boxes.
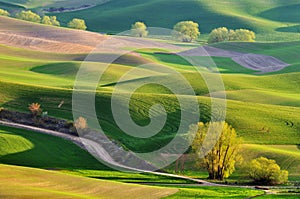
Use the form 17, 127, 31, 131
0, 9, 10, 16
74, 117, 88, 130
248, 157, 288, 185
28, 103, 42, 118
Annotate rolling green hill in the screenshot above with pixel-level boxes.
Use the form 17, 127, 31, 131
0, 16, 299, 192
2, 0, 300, 41
43, 0, 300, 40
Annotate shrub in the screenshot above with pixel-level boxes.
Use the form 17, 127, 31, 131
0, 9, 10, 16
248, 157, 288, 185
74, 117, 88, 130
28, 103, 42, 118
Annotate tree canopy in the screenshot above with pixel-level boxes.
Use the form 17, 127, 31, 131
208, 27, 255, 43
42, 16, 60, 26
16, 10, 41, 23
67, 18, 87, 30
191, 121, 242, 180
248, 157, 288, 185
131, 22, 148, 37
173, 21, 200, 42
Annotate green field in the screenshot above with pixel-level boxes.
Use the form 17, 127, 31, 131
0, 3, 299, 198
0, 164, 178, 199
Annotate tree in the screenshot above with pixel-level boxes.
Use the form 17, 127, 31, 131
42, 16, 60, 26
131, 22, 148, 37
208, 27, 229, 43
0, 9, 10, 16
67, 18, 87, 30
191, 121, 242, 180
248, 157, 288, 185
173, 21, 200, 42
16, 10, 41, 23
232, 28, 256, 42
28, 103, 42, 120
208, 27, 256, 43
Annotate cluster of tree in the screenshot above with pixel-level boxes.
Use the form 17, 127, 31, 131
0, 8, 86, 30
130, 21, 200, 42
208, 27, 256, 43
131, 21, 256, 44
190, 121, 288, 185
0, 8, 10, 16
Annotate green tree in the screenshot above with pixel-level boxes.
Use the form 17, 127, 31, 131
16, 10, 41, 23
0, 9, 10, 16
41, 16, 51, 25
131, 22, 148, 37
173, 21, 200, 42
42, 16, 60, 26
191, 121, 242, 180
67, 18, 87, 30
231, 29, 255, 42
248, 157, 288, 185
208, 27, 229, 43
208, 27, 256, 43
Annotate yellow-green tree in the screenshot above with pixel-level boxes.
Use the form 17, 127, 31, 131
173, 21, 200, 42
208, 27, 229, 43
191, 121, 242, 180
16, 10, 41, 23
248, 157, 288, 185
232, 28, 256, 42
208, 27, 256, 43
42, 16, 60, 26
131, 22, 148, 37
0, 9, 10, 16
67, 18, 87, 30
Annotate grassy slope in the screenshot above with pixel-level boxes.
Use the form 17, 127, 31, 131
0, 125, 106, 170
0, 164, 177, 199
45, 0, 300, 40
0, 41, 300, 148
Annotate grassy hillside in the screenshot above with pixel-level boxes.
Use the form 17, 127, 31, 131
0, 125, 106, 169
42, 0, 299, 40
0, 37, 299, 150
0, 164, 177, 199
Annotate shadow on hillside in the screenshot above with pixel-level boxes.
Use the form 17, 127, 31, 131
276, 25, 300, 33
0, 127, 111, 170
